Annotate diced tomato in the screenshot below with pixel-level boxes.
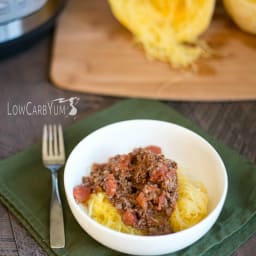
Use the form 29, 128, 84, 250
105, 174, 117, 197
122, 210, 137, 226
136, 192, 148, 210
73, 185, 91, 203
145, 145, 162, 154
149, 164, 168, 182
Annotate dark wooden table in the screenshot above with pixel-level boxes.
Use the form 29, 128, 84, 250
0, 33, 255, 256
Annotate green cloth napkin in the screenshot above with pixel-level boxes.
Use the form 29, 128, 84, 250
0, 99, 255, 256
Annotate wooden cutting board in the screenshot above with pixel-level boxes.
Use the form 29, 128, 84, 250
51, 0, 256, 101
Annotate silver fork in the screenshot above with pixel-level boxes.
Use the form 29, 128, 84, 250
42, 124, 65, 248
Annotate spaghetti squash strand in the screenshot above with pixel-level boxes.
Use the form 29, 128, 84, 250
170, 172, 208, 232
85, 192, 142, 235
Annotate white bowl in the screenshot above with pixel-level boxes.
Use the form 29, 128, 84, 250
64, 119, 228, 255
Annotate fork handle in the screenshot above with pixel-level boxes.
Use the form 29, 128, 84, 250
50, 170, 65, 248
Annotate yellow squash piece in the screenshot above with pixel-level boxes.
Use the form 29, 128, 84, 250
223, 0, 256, 34
108, 0, 216, 67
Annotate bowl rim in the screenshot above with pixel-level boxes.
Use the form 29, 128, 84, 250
64, 119, 228, 240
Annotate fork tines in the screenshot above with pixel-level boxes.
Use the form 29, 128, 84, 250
42, 124, 65, 162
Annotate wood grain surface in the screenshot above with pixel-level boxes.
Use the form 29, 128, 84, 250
0, 34, 255, 255
51, 0, 256, 101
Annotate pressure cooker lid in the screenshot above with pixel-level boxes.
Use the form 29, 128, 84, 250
0, 0, 66, 59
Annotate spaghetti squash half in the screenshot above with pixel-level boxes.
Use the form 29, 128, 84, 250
108, 0, 216, 67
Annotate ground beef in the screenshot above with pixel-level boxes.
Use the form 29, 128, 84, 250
75, 145, 178, 235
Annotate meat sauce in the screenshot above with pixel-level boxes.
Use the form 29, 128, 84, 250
73, 146, 178, 235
